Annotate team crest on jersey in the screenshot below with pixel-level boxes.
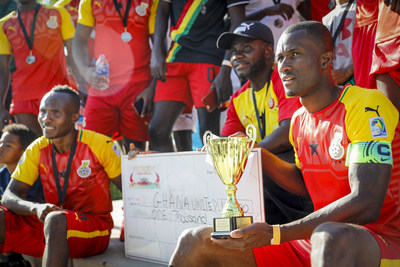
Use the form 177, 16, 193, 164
46, 16, 58, 29
77, 160, 91, 178
268, 97, 274, 109
369, 117, 388, 138
329, 132, 345, 160
136, 2, 148, 16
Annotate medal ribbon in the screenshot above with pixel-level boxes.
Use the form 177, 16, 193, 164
51, 131, 77, 208
251, 76, 271, 140
112, 0, 132, 30
17, 4, 41, 53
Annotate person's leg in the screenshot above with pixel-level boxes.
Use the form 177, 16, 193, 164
173, 130, 192, 151
196, 107, 220, 144
376, 72, 400, 113
14, 113, 42, 137
169, 225, 257, 267
42, 211, 68, 267
148, 101, 186, 152
310, 222, 380, 267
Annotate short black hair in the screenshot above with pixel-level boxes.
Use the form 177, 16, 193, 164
50, 85, 81, 113
283, 21, 333, 54
2, 124, 38, 150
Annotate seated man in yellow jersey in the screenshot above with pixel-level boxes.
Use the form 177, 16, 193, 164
218, 21, 313, 224
0, 85, 122, 266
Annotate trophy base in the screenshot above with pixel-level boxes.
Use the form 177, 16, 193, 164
212, 216, 253, 239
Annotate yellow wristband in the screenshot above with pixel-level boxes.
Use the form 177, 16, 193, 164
221, 59, 232, 68
271, 225, 281, 245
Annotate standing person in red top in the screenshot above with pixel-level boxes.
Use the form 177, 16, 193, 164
168, 21, 400, 267
0, 85, 122, 266
73, 0, 158, 151
0, 0, 81, 136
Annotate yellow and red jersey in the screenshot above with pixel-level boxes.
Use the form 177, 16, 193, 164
290, 85, 400, 250
78, 0, 157, 94
13, 129, 121, 216
54, 0, 80, 25
0, 5, 74, 101
221, 68, 301, 143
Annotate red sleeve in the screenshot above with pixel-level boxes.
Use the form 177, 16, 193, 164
271, 69, 302, 122
220, 83, 249, 136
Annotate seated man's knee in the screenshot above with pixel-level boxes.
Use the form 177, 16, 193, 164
177, 226, 213, 251
43, 212, 67, 236
311, 222, 352, 247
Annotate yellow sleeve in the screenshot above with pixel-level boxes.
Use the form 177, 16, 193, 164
342, 86, 399, 143
148, 0, 158, 34
77, 0, 95, 27
81, 131, 122, 179
289, 113, 301, 169
0, 15, 13, 55
56, 6, 75, 40
12, 139, 43, 186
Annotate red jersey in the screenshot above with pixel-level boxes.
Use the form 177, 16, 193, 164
78, 0, 157, 95
355, 0, 378, 28
54, 0, 79, 25
12, 129, 121, 217
221, 68, 301, 143
0, 5, 74, 101
290, 86, 400, 250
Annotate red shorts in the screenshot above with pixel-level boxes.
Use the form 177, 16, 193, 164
352, 22, 377, 89
371, 37, 400, 76
84, 81, 150, 142
253, 226, 400, 266
154, 62, 220, 108
0, 208, 113, 258
9, 98, 41, 116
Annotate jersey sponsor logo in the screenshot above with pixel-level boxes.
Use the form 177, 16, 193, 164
329, 132, 345, 160
135, 2, 148, 16
94, 0, 102, 7
46, 16, 58, 29
7, 25, 16, 32
369, 117, 388, 138
365, 105, 380, 117
77, 160, 91, 178
112, 144, 121, 157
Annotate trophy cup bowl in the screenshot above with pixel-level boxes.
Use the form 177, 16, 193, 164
203, 124, 256, 238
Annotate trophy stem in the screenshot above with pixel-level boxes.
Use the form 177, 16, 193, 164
221, 184, 243, 217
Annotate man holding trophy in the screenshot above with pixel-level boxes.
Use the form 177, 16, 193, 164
218, 21, 313, 225
169, 21, 400, 266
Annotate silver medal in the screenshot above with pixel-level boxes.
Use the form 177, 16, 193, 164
26, 55, 36, 64
121, 32, 132, 42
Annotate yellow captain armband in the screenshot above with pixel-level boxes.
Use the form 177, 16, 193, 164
345, 141, 393, 166
271, 225, 281, 245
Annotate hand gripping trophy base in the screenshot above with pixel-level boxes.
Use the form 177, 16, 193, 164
204, 124, 256, 239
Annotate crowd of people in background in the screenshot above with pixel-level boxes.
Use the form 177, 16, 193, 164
0, 0, 399, 265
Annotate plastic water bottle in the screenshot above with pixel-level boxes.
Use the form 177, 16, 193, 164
95, 54, 109, 90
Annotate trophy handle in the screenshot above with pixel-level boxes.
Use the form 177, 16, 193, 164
240, 124, 257, 172
203, 130, 213, 150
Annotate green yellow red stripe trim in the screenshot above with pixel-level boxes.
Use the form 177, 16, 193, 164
166, 0, 207, 62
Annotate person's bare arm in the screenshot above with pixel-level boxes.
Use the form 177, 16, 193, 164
65, 38, 88, 103
258, 119, 293, 154
150, 1, 170, 82
73, 23, 108, 90
246, 3, 295, 21
2, 178, 60, 222
0, 54, 11, 128
212, 4, 246, 105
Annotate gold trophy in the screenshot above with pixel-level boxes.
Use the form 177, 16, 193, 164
203, 124, 257, 238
